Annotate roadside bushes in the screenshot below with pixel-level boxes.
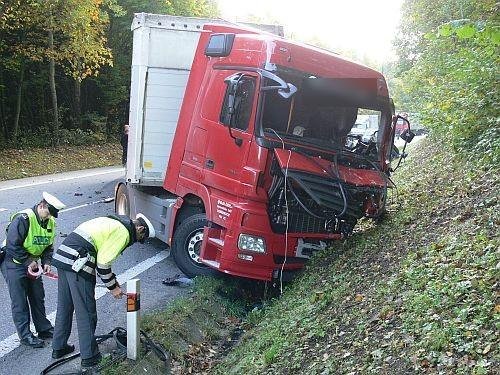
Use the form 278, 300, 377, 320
394, 0, 499, 167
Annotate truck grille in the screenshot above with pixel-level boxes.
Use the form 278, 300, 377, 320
287, 210, 330, 233
267, 170, 364, 235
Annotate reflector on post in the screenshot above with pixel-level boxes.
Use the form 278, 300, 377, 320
127, 279, 140, 360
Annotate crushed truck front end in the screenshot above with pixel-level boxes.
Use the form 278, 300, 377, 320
173, 28, 399, 281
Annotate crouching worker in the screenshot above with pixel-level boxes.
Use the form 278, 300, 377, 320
0, 192, 65, 348
51, 214, 155, 370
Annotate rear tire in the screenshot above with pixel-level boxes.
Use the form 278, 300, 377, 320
171, 214, 217, 278
115, 184, 130, 216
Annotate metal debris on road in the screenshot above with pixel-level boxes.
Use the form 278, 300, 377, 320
162, 274, 194, 286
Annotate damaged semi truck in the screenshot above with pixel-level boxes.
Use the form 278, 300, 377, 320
115, 13, 413, 281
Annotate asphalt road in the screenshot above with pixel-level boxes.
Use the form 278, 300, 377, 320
0, 167, 186, 375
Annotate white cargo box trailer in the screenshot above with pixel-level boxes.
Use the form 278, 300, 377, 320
126, 13, 218, 186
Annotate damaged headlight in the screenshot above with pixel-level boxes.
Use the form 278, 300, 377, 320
238, 234, 266, 253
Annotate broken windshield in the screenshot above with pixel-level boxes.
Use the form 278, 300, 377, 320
259, 74, 391, 160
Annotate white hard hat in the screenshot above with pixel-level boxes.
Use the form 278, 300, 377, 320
136, 213, 155, 239
42, 192, 66, 217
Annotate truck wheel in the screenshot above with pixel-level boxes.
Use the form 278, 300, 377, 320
115, 184, 130, 216
171, 214, 217, 278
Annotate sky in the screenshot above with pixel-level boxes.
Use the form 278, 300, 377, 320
216, 0, 403, 65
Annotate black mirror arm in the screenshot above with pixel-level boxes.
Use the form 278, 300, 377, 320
392, 138, 409, 172
226, 74, 244, 146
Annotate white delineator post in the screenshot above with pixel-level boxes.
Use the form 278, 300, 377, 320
126, 278, 140, 360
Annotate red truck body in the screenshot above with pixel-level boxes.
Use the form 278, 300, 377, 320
118, 14, 399, 281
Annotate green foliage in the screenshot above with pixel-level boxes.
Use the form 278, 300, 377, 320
0, 0, 219, 147
394, 0, 499, 167
394, 0, 496, 71
8, 127, 107, 148
80, 112, 108, 133
0, 0, 116, 78
58, 128, 107, 145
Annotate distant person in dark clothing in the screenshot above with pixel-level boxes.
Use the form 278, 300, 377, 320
120, 124, 129, 166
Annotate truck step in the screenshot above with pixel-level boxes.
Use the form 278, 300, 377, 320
201, 259, 221, 269
207, 237, 224, 248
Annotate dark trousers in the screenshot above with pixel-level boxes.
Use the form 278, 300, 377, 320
52, 268, 100, 360
0, 259, 52, 339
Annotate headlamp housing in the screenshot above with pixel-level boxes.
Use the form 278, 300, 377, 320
237, 234, 266, 253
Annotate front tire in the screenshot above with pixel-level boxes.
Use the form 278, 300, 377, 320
115, 184, 130, 216
171, 214, 217, 278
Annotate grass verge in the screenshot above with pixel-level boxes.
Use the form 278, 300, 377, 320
102, 276, 264, 375
0, 143, 122, 181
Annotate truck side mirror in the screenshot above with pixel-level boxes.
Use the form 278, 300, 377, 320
400, 128, 415, 143
391, 115, 415, 172
205, 33, 235, 57
392, 115, 414, 142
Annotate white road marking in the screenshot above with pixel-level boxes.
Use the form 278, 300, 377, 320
59, 197, 114, 214
0, 251, 169, 358
0, 198, 115, 217
0, 168, 123, 192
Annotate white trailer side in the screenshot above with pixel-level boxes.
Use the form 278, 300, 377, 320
127, 13, 215, 185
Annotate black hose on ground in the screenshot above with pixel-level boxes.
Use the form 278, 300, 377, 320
40, 327, 169, 375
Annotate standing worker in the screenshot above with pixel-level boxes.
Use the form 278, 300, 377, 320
0, 192, 66, 348
51, 213, 155, 370
120, 124, 129, 166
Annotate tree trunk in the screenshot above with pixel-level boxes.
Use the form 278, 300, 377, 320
48, 29, 59, 147
0, 66, 7, 141
105, 104, 112, 141
74, 78, 81, 128
12, 62, 25, 146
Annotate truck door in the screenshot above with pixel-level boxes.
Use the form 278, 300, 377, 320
198, 71, 259, 197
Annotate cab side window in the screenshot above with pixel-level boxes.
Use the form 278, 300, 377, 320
220, 76, 256, 131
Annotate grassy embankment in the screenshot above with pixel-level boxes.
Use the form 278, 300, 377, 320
103, 136, 498, 375
0, 143, 122, 181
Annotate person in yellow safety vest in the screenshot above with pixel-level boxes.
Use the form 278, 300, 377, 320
51, 213, 155, 370
0, 192, 66, 348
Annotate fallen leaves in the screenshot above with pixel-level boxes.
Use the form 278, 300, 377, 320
355, 294, 365, 302
0, 143, 121, 181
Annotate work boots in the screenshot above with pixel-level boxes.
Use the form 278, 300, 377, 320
20, 334, 44, 348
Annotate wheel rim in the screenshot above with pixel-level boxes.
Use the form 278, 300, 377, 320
117, 193, 128, 216
186, 229, 204, 265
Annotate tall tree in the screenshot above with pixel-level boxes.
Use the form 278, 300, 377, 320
394, 0, 499, 164
0, 0, 43, 144
0, 0, 117, 145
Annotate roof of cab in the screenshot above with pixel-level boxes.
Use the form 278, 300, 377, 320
204, 23, 385, 81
